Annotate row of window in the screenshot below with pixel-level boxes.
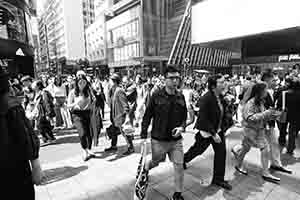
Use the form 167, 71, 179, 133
109, 20, 139, 43
113, 42, 140, 62
89, 49, 105, 60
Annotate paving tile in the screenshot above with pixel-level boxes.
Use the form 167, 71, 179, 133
35, 185, 52, 200
227, 174, 275, 200
199, 188, 240, 200
46, 177, 89, 200
182, 190, 202, 200
36, 127, 300, 200
89, 188, 124, 200
146, 188, 169, 200
265, 186, 300, 200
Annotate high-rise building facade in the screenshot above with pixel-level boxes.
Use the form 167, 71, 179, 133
38, 0, 86, 73
82, 0, 96, 29
86, 0, 109, 65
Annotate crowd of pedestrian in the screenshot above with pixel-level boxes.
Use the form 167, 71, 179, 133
1, 63, 300, 200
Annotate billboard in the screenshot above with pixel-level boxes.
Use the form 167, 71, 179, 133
191, 0, 300, 44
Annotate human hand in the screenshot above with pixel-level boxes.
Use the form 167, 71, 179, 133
31, 160, 46, 185
172, 127, 184, 138
212, 134, 222, 143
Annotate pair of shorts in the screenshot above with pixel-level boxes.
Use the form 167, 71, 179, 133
151, 139, 184, 167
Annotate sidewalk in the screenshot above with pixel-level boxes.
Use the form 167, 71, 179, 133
36, 127, 300, 200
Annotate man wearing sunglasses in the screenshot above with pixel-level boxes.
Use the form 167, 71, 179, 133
139, 65, 187, 200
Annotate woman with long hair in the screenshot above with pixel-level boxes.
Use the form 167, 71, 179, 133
91, 78, 104, 147
67, 74, 95, 161
53, 76, 65, 128
231, 82, 281, 182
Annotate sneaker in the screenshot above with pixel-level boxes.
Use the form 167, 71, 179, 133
270, 165, 292, 174
170, 192, 184, 200
235, 166, 248, 175
104, 146, 117, 152
262, 174, 280, 182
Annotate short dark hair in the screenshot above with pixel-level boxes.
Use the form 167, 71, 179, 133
261, 69, 274, 81
35, 80, 45, 91
164, 65, 180, 77
207, 74, 222, 91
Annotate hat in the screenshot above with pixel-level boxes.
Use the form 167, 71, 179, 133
20, 75, 32, 82
0, 68, 9, 94
76, 70, 86, 77
110, 73, 121, 82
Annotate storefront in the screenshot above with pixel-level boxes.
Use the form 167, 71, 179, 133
0, 0, 35, 77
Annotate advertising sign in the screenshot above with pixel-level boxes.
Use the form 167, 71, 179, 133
192, 0, 300, 44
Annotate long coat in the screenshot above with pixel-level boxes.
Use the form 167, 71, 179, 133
111, 86, 130, 127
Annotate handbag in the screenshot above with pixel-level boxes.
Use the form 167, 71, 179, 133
134, 141, 149, 200
106, 124, 121, 139
122, 115, 135, 136
278, 91, 287, 123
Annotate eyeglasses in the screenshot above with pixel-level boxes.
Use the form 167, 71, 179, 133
166, 76, 180, 80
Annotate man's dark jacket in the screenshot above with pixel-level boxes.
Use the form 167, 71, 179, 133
286, 90, 300, 128
194, 91, 233, 135
141, 88, 187, 141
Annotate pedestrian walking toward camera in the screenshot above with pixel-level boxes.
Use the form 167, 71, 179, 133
67, 74, 95, 161
136, 66, 187, 200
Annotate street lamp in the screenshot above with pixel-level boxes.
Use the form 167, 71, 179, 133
184, 57, 190, 77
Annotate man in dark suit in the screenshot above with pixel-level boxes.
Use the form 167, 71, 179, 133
261, 71, 291, 174
285, 81, 300, 155
183, 74, 232, 190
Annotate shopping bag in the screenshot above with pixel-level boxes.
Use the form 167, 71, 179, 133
278, 91, 287, 123
134, 141, 149, 200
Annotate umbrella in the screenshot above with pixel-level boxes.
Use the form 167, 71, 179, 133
194, 69, 210, 74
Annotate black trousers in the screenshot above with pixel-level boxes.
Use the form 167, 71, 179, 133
287, 123, 300, 153
72, 110, 92, 150
37, 117, 55, 142
278, 121, 288, 146
184, 132, 226, 182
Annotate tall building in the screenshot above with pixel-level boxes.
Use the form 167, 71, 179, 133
86, 0, 109, 66
82, 0, 96, 29
103, 0, 234, 76
38, 0, 86, 73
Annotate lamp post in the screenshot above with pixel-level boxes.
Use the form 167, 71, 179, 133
184, 57, 190, 77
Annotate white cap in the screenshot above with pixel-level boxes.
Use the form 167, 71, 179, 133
76, 70, 86, 77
